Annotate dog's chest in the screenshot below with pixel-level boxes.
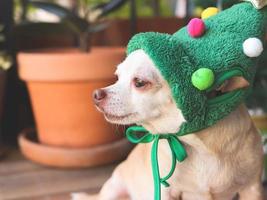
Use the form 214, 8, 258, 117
158, 141, 250, 199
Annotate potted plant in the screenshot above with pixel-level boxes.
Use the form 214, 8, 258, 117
0, 23, 12, 158
16, 0, 132, 168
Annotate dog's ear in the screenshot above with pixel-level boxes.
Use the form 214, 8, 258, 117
217, 76, 250, 93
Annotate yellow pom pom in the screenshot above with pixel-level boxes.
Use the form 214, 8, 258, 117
201, 7, 219, 19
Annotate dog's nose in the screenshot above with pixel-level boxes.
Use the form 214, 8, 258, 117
93, 89, 107, 103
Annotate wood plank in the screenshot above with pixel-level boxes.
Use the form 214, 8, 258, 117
0, 160, 42, 176
0, 165, 115, 200
0, 150, 116, 200
10, 189, 99, 200
0, 149, 46, 176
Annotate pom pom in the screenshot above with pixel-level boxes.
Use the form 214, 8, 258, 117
201, 7, 219, 19
187, 18, 206, 38
243, 38, 263, 58
191, 68, 215, 91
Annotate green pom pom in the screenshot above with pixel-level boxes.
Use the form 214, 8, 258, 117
191, 68, 215, 90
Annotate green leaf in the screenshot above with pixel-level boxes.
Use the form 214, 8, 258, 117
89, 22, 109, 33
29, 1, 89, 33
30, 1, 75, 18
0, 53, 12, 70
96, 0, 128, 17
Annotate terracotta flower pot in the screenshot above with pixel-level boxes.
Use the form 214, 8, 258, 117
17, 47, 131, 167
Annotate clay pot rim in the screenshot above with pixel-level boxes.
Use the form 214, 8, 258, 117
18, 46, 126, 82
18, 46, 125, 55
18, 128, 133, 168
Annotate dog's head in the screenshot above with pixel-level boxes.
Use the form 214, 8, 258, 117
93, 50, 185, 134
93, 49, 250, 134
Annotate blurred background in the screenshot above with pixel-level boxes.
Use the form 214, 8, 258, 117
0, 0, 266, 199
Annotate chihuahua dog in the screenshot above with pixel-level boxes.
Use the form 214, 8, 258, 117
72, 50, 264, 200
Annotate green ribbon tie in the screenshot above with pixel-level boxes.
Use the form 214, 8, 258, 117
126, 126, 187, 200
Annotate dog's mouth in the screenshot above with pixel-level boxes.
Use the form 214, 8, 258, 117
104, 112, 136, 122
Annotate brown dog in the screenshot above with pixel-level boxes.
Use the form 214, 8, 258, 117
72, 50, 264, 200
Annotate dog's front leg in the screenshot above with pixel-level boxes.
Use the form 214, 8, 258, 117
72, 164, 129, 200
71, 177, 129, 200
98, 168, 129, 200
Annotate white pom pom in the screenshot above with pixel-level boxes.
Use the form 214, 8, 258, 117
243, 38, 264, 58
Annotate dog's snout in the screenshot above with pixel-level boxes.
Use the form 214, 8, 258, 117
93, 89, 107, 103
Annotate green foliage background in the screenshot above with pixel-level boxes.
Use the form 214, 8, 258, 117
193, 0, 239, 9
106, 0, 173, 18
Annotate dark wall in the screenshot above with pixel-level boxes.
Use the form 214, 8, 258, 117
0, 0, 34, 145
0, 0, 17, 145
0, 0, 13, 52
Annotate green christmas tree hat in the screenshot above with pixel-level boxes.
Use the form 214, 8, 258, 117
127, 2, 267, 136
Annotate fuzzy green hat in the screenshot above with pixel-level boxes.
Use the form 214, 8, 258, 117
127, 2, 267, 136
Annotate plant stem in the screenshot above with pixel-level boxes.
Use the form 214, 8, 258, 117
152, 0, 160, 17
217, 0, 223, 11
130, 0, 137, 36
79, 31, 91, 52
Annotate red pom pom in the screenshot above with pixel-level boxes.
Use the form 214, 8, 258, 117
187, 18, 206, 38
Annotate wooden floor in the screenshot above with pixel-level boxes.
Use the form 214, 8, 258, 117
0, 148, 116, 200
1, 148, 267, 200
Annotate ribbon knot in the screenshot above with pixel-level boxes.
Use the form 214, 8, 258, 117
126, 126, 187, 200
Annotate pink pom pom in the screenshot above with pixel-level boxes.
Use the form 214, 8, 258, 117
187, 18, 206, 38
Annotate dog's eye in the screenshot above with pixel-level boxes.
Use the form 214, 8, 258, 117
133, 78, 149, 88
